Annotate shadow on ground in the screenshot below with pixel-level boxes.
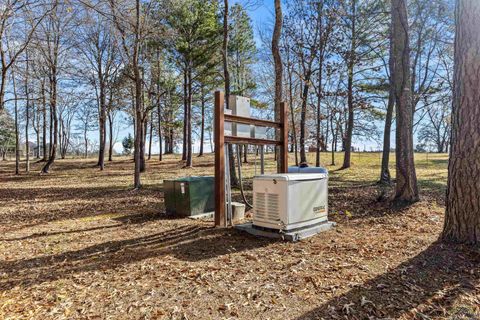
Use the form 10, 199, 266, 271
0, 224, 273, 291
296, 242, 480, 319
0, 212, 171, 241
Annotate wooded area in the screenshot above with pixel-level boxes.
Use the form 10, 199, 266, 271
1, 0, 480, 319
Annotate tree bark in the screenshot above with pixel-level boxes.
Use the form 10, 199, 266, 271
49, 100, 53, 157
287, 56, 298, 166
315, 56, 324, 167
25, 51, 30, 173
132, 0, 142, 189
443, 0, 480, 244
41, 79, 47, 161
299, 73, 311, 164
12, 71, 19, 175
391, 0, 419, 202
108, 112, 114, 161
84, 129, 88, 158
148, 111, 153, 160
34, 107, 40, 159
380, 29, 395, 184
341, 0, 356, 170
97, 77, 106, 170
185, 67, 193, 167
272, 0, 283, 171
182, 68, 188, 161
42, 72, 58, 174
198, 89, 205, 157
140, 117, 146, 172
222, 0, 238, 186
157, 100, 162, 161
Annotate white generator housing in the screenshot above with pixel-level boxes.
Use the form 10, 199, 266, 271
253, 173, 328, 231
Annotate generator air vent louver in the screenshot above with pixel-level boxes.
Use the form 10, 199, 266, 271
254, 192, 280, 222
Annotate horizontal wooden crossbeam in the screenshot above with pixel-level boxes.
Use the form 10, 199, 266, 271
224, 114, 282, 128
224, 135, 282, 146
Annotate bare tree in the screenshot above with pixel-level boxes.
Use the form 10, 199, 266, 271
76, 102, 97, 159
108, 0, 156, 188
284, 0, 322, 165
77, 6, 119, 170
35, 1, 76, 173
0, 0, 53, 112
391, 0, 419, 202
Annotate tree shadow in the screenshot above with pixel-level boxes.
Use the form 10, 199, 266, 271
327, 185, 416, 222
171, 228, 274, 262
0, 225, 273, 291
0, 212, 171, 241
296, 241, 480, 319
0, 185, 166, 229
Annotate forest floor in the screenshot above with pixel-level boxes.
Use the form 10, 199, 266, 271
0, 152, 479, 320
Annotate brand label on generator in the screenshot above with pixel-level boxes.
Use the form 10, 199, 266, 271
313, 205, 326, 215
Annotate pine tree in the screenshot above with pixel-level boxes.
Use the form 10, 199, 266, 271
164, 0, 221, 167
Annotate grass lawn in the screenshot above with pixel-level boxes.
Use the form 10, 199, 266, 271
0, 152, 478, 320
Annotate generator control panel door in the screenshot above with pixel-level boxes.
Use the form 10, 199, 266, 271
288, 178, 328, 225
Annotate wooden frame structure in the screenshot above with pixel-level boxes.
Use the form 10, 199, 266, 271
214, 91, 288, 227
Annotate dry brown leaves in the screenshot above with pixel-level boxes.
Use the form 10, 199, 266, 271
0, 153, 478, 320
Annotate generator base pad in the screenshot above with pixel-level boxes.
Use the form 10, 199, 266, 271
234, 221, 335, 242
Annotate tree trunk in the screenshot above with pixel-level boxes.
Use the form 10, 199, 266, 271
198, 90, 205, 157
42, 73, 58, 174
331, 116, 336, 166
222, 0, 238, 186
443, 0, 480, 244
25, 99, 30, 171
0, 69, 6, 112
24, 51, 30, 172
35, 112, 40, 159
84, 130, 88, 158
148, 111, 153, 160
140, 117, 146, 172
49, 100, 53, 157
182, 69, 188, 161
42, 80, 47, 161
12, 71, 19, 175
315, 57, 324, 167
380, 29, 395, 184
272, 0, 283, 172
108, 112, 114, 161
299, 74, 311, 164
157, 99, 162, 161
185, 67, 193, 167
342, 0, 356, 170
132, 0, 142, 188
97, 82, 106, 170
391, 0, 419, 202
288, 62, 298, 166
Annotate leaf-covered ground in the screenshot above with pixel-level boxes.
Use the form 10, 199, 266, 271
0, 153, 479, 320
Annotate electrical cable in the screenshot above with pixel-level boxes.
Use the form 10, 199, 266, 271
225, 144, 233, 226
236, 144, 253, 209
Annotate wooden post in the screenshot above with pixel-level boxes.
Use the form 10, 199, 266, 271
214, 91, 226, 227
279, 102, 288, 173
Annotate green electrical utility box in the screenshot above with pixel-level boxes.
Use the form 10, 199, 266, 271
164, 176, 215, 217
